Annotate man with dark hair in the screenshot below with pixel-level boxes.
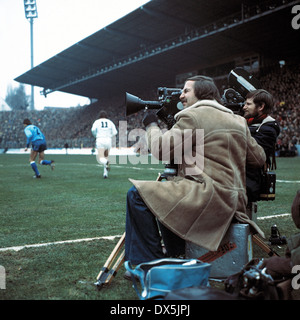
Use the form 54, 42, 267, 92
124, 76, 266, 274
185, 75, 223, 104
91, 110, 118, 178
23, 118, 55, 178
243, 89, 280, 202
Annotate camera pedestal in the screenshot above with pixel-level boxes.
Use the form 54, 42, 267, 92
185, 223, 253, 279
246, 201, 257, 223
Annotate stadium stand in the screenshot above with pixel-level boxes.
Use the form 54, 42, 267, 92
0, 63, 299, 154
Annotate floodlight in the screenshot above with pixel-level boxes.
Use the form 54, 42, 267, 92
24, 0, 38, 19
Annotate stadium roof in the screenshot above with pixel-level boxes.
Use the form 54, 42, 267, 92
15, 0, 300, 100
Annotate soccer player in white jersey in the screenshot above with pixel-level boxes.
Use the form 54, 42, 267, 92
91, 111, 118, 178
23, 118, 55, 178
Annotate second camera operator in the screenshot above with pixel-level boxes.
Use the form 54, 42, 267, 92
243, 89, 280, 202
124, 75, 266, 273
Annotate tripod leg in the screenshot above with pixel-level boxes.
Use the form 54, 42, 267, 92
95, 232, 125, 288
95, 171, 164, 289
102, 250, 125, 286
252, 234, 280, 257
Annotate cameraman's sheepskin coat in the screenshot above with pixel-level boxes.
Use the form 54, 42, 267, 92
130, 100, 266, 251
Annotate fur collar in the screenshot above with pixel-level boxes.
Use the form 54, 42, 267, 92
249, 115, 277, 132
249, 115, 276, 126
174, 99, 233, 120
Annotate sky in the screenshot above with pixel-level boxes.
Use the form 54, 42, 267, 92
0, 0, 151, 110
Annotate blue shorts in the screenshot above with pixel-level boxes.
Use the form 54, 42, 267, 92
32, 139, 47, 152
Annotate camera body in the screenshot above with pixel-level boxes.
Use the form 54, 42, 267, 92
157, 87, 182, 102
156, 87, 183, 129
222, 88, 245, 114
222, 67, 261, 115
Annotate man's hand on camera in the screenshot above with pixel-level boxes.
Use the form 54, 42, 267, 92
142, 113, 158, 128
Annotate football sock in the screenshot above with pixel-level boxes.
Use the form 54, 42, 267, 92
30, 161, 40, 176
103, 166, 108, 177
40, 160, 51, 165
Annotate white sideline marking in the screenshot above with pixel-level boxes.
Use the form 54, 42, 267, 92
277, 180, 300, 184
0, 214, 293, 252
257, 213, 291, 220
0, 235, 122, 252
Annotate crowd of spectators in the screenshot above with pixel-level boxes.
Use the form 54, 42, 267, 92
260, 64, 300, 157
0, 63, 299, 157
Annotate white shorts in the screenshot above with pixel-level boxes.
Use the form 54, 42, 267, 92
96, 138, 112, 150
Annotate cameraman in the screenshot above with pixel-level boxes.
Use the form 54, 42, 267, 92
243, 89, 280, 202
124, 76, 266, 271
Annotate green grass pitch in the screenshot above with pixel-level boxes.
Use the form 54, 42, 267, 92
0, 154, 299, 300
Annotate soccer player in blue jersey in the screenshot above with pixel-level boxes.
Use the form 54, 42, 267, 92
23, 118, 55, 178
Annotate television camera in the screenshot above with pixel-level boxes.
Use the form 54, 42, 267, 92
125, 68, 262, 124
126, 87, 183, 178
126, 87, 183, 129
221, 67, 261, 114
